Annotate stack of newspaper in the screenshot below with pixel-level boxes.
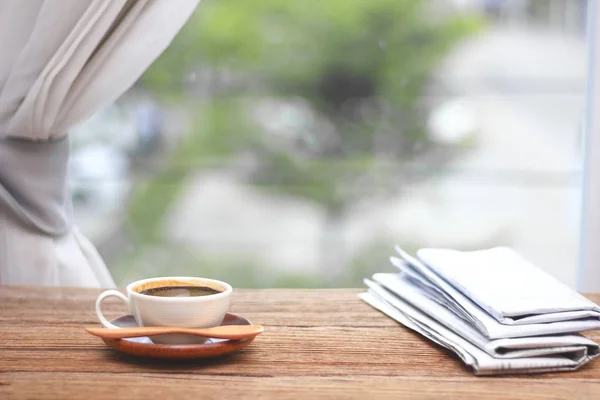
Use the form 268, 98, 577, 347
360, 246, 600, 375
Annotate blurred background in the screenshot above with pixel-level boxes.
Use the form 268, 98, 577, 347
69, 0, 589, 289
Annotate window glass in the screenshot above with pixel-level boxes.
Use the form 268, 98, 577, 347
72, 0, 589, 288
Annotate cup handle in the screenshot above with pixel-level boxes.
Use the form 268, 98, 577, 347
95, 290, 128, 329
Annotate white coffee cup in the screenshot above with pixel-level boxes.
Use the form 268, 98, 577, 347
95, 277, 232, 344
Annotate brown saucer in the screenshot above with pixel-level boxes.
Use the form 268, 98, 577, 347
100, 313, 257, 359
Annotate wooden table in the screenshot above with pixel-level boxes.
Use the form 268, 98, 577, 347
2, 287, 600, 399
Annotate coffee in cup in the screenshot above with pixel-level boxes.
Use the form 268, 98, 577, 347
95, 277, 232, 344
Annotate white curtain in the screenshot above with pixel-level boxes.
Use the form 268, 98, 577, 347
0, 0, 200, 287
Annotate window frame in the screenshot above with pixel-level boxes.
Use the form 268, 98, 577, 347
579, 0, 600, 291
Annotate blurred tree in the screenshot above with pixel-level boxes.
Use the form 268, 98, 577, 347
139, 0, 482, 280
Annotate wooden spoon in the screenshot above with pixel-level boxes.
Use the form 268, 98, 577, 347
85, 324, 264, 340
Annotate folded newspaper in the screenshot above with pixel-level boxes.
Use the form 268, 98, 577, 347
360, 246, 600, 375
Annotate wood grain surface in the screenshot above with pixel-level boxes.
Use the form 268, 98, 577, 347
1, 286, 600, 399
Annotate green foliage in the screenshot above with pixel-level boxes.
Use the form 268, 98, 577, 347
127, 175, 184, 243
111, 239, 407, 289
142, 0, 482, 213
121, 1, 484, 287
147, 0, 481, 106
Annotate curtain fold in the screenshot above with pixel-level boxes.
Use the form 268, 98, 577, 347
0, 0, 200, 286
0, 137, 71, 235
